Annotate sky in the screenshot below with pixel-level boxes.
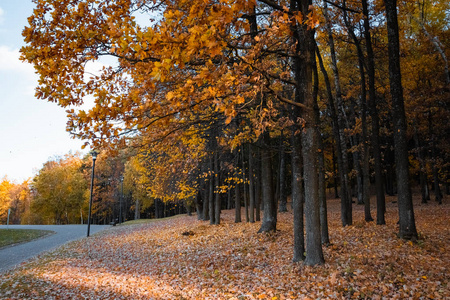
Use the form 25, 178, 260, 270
0, 1, 86, 182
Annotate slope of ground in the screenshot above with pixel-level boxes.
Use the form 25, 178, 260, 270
0, 195, 448, 299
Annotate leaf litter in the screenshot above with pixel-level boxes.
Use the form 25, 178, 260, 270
0, 195, 448, 299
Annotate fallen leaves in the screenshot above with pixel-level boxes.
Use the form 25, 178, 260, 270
0, 194, 448, 299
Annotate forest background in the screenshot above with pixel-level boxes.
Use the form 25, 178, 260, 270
0, 0, 449, 267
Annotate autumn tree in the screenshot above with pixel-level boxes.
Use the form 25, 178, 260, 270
320, 0, 353, 227
7, 180, 33, 224
0, 177, 14, 224
32, 154, 87, 224
123, 157, 154, 220
21, 0, 329, 264
384, 0, 418, 240
399, 0, 450, 205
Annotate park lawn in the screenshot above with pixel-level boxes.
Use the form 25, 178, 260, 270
121, 214, 184, 226
0, 229, 54, 248
0, 194, 448, 299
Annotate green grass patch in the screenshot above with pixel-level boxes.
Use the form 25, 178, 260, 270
0, 229, 55, 248
121, 214, 185, 226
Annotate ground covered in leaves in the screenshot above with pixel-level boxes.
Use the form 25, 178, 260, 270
0, 195, 448, 299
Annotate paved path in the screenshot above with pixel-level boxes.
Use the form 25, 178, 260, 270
0, 224, 111, 273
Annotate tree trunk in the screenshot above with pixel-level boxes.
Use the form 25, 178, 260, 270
428, 111, 442, 204
350, 126, 363, 205
242, 145, 249, 222
214, 152, 221, 224
249, 144, 255, 222
342, 7, 373, 221
135, 199, 140, 220
301, 55, 325, 266
234, 149, 242, 223
323, 0, 352, 226
313, 54, 330, 245
185, 199, 192, 216
316, 39, 351, 226
332, 143, 339, 198
255, 146, 261, 222
203, 184, 209, 221
209, 156, 215, 225
278, 133, 288, 212
293, 0, 324, 265
258, 132, 277, 233
291, 125, 305, 262
384, 0, 418, 240
385, 143, 396, 196
445, 169, 450, 195
154, 198, 159, 219
195, 191, 203, 220
227, 181, 232, 210
413, 125, 429, 203
302, 126, 324, 265
362, 0, 386, 225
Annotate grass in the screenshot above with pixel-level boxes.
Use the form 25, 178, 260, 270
121, 214, 185, 226
0, 229, 55, 248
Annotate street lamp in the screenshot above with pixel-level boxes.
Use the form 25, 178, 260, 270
87, 150, 98, 237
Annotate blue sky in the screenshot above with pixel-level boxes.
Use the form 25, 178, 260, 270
0, 1, 85, 182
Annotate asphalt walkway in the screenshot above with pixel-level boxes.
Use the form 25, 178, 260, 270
0, 224, 110, 273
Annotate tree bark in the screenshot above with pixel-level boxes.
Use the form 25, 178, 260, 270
203, 184, 209, 221
413, 125, 429, 203
428, 111, 442, 204
322, 1, 352, 226
278, 133, 288, 212
242, 145, 249, 222
234, 149, 241, 223
255, 146, 261, 221
291, 125, 305, 261
195, 191, 203, 220
332, 143, 339, 198
313, 54, 330, 245
214, 152, 221, 224
316, 39, 351, 226
384, 0, 418, 240
258, 132, 277, 233
249, 144, 255, 222
135, 199, 140, 220
154, 198, 159, 219
294, 0, 324, 265
362, 0, 385, 225
342, 6, 373, 221
209, 156, 215, 225
227, 181, 232, 209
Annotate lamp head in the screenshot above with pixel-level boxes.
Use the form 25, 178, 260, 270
90, 150, 99, 160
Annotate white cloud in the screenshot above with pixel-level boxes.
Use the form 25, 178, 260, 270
0, 46, 35, 75
0, 46, 37, 97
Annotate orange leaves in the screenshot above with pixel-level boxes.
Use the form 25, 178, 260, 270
306, 7, 321, 29
0, 196, 449, 299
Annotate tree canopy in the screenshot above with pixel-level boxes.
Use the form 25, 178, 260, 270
18, 0, 450, 265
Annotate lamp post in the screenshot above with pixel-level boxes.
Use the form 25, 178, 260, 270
87, 150, 98, 237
